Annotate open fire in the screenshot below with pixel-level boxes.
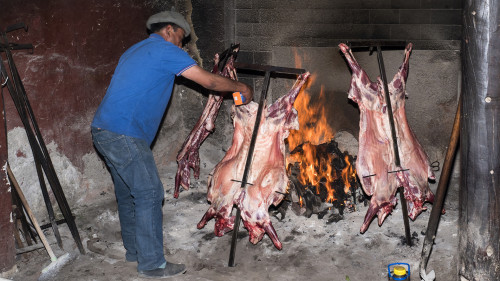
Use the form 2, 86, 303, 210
284, 53, 361, 219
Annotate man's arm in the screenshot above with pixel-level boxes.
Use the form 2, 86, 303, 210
181, 65, 253, 104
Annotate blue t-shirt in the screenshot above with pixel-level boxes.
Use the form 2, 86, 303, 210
92, 33, 196, 144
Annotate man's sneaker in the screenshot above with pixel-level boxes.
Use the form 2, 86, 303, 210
138, 263, 186, 279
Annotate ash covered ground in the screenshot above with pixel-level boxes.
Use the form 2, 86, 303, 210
7, 149, 459, 281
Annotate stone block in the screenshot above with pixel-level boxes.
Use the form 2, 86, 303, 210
421, 24, 462, 40
400, 9, 431, 24
391, 0, 421, 9
370, 9, 400, 24
421, 0, 462, 9
236, 9, 259, 23
430, 9, 462, 25
390, 24, 421, 40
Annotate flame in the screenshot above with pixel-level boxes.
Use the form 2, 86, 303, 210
294, 143, 338, 203
287, 50, 335, 152
341, 155, 357, 194
286, 49, 357, 207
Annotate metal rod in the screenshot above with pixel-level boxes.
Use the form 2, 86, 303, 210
398, 186, 412, 246
40, 218, 69, 230
35, 161, 63, 249
376, 45, 411, 246
377, 46, 401, 167
229, 70, 272, 267
234, 62, 306, 75
388, 169, 410, 174
1, 30, 85, 254
5, 22, 27, 33
1, 55, 63, 249
347, 40, 408, 48
230, 179, 253, 185
0, 43, 33, 52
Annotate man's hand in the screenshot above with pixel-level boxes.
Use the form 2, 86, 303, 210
238, 83, 253, 105
182, 65, 253, 104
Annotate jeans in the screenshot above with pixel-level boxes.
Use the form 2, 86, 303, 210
91, 127, 166, 271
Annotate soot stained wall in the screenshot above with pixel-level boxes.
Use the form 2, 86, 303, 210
0, 0, 149, 169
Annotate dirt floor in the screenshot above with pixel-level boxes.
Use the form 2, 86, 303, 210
5, 156, 460, 281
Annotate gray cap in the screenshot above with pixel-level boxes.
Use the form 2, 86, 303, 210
146, 10, 191, 37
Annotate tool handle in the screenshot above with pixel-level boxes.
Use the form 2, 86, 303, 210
419, 96, 461, 278
7, 164, 57, 261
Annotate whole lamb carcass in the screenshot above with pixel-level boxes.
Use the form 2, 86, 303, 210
339, 43, 435, 233
175, 46, 239, 198
197, 72, 310, 249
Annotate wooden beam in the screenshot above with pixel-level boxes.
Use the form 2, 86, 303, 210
460, 0, 500, 280
0, 77, 15, 272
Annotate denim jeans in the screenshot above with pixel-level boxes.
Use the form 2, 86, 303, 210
91, 127, 166, 271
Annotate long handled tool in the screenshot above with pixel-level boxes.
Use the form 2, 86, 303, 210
348, 40, 412, 245
6, 164, 73, 280
7, 164, 57, 262
419, 96, 461, 281
228, 62, 306, 267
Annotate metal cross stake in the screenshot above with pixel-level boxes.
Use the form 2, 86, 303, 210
228, 62, 306, 267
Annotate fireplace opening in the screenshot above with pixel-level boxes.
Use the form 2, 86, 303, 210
266, 61, 366, 224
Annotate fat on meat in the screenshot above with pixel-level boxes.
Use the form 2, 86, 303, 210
197, 72, 310, 250
175, 47, 239, 198
339, 43, 435, 233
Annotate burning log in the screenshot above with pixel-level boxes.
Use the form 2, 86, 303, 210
286, 139, 364, 221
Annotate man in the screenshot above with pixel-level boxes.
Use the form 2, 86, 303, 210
91, 10, 253, 279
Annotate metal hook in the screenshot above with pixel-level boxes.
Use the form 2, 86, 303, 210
430, 161, 440, 172
1, 75, 8, 87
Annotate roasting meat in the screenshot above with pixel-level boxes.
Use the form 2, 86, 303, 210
339, 43, 435, 233
175, 47, 239, 198
197, 72, 310, 249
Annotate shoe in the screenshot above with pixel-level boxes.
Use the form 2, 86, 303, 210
138, 263, 187, 279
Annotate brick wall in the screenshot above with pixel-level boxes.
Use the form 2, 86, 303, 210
231, 0, 462, 64
197, 0, 463, 162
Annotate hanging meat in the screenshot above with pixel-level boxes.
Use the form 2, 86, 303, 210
197, 72, 310, 250
338, 43, 435, 233
174, 45, 239, 198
